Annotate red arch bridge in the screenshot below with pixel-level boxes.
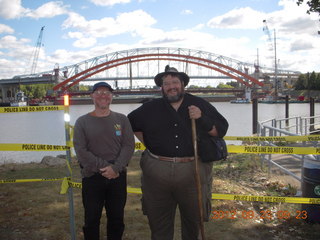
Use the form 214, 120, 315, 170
3, 47, 300, 95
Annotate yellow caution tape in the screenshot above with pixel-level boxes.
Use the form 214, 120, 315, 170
60, 177, 70, 194
47, 142, 143, 150
68, 180, 82, 189
0, 143, 70, 151
1, 177, 319, 204
58, 179, 320, 204
135, 142, 146, 150
212, 193, 320, 204
1, 142, 318, 156
225, 135, 320, 142
227, 145, 320, 155
0, 105, 65, 113
127, 187, 142, 194
66, 141, 73, 147
0, 177, 64, 184
69, 125, 74, 141
60, 178, 82, 194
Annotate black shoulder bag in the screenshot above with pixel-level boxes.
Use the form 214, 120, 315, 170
197, 135, 228, 162
168, 103, 228, 163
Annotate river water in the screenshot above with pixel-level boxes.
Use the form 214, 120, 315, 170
1, 101, 319, 164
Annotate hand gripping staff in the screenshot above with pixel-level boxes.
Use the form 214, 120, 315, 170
191, 119, 206, 240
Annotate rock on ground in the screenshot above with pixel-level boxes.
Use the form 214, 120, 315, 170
41, 156, 66, 166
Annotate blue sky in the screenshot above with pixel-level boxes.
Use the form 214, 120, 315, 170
0, 0, 319, 79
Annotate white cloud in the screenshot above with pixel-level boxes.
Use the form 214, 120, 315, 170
1, 0, 320, 79
0, 35, 38, 76
290, 40, 313, 51
0, 0, 25, 19
67, 31, 84, 39
47, 42, 128, 66
181, 9, 193, 15
25, 1, 69, 19
191, 24, 205, 31
73, 37, 97, 48
89, 0, 131, 7
0, 0, 68, 19
62, 10, 157, 48
207, 7, 266, 29
0, 24, 14, 34
0, 35, 28, 50
205, 0, 320, 72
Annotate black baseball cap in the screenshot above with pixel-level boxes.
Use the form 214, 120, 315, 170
92, 82, 114, 92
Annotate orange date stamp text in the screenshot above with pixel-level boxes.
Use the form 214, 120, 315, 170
211, 209, 308, 220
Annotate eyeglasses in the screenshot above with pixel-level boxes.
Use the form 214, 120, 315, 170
162, 79, 181, 87
94, 90, 112, 96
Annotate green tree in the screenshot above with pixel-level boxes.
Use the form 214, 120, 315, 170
226, 81, 238, 88
188, 85, 200, 89
297, 0, 320, 15
79, 84, 90, 91
294, 74, 307, 90
308, 71, 317, 89
33, 85, 46, 98
216, 82, 233, 89
315, 72, 320, 90
20, 84, 53, 99
21, 85, 34, 98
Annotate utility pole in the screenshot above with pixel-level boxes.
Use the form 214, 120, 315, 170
263, 20, 278, 100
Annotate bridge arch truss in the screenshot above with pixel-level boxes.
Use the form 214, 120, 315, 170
21, 47, 298, 91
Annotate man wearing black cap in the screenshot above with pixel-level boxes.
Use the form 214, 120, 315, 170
73, 81, 135, 240
128, 66, 229, 239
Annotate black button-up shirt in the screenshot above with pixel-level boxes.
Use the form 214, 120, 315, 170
128, 93, 228, 157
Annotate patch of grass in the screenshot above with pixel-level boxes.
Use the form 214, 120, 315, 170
0, 153, 320, 240
265, 182, 298, 196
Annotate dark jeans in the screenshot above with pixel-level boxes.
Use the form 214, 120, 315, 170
82, 172, 127, 240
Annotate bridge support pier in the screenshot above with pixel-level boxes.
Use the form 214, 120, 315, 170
0, 84, 20, 103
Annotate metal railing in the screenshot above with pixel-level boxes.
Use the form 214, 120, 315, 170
258, 115, 320, 136
257, 115, 320, 183
301, 115, 320, 135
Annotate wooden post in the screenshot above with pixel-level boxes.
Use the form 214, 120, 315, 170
252, 98, 258, 134
310, 97, 315, 133
285, 95, 289, 127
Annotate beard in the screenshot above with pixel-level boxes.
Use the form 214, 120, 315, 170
162, 87, 185, 103
94, 98, 111, 110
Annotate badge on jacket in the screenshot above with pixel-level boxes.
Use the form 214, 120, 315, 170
114, 124, 122, 136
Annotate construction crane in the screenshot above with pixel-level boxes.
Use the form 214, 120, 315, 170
30, 26, 45, 74
263, 20, 278, 100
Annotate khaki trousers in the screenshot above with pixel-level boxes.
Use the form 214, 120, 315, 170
140, 150, 213, 240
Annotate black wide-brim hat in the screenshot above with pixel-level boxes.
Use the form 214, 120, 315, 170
154, 65, 190, 87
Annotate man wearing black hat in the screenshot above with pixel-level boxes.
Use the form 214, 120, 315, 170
73, 81, 135, 240
128, 66, 229, 239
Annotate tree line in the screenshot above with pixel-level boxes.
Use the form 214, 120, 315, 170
19, 84, 90, 100
293, 72, 320, 90
16, 71, 320, 101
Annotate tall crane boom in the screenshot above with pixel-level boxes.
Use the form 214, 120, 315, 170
262, 20, 278, 100
30, 26, 45, 74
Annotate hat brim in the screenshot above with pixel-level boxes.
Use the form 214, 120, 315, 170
92, 82, 114, 92
154, 72, 190, 87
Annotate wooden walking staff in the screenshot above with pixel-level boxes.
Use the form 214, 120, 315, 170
191, 119, 206, 240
